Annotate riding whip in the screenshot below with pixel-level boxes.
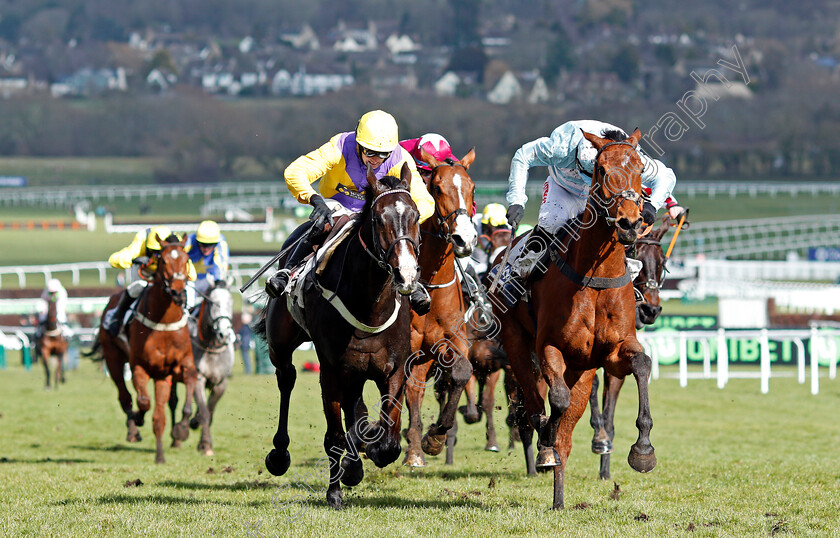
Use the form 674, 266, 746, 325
488, 223, 518, 294
239, 226, 314, 293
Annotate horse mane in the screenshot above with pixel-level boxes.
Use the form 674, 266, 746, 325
163, 233, 181, 244
357, 173, 404, 225
600, 128, 628, 142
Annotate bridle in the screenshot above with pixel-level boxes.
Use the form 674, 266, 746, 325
632, 238, 667, 304
194, 287, 234, 351
152, 248, 189, 303
590, 141, 644, 227
358, 188, 420, 278
425, 161, 471, 243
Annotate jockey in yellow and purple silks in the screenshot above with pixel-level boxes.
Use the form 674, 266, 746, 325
265, 110, 435, 314
103, 225, 196, 337
185, 220, 230, 308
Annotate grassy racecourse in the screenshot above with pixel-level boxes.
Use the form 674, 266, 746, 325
1, 352, 839, 537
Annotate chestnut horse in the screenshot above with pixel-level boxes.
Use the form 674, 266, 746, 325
402, 148, 478, 467
37, 299, 67, 390
91, 235, 210, 463
492, 129, 656, 509
259, 165, 422, 509
588, 215, 675, 480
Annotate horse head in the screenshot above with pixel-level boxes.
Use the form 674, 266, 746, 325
479, 225, 512, 266
634, 218, 670, 327
419, 147, 478, 258
200, 281, 235, 347
581, 128, 645, 245
365, 162, 422, 296
154, 233, 189, 306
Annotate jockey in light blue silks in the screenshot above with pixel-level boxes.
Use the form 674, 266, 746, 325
501, 120, 680, 303
185, 220, 230, 310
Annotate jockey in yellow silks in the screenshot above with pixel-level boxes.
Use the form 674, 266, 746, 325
103, 225, 196, 337
265, 110, 435, 314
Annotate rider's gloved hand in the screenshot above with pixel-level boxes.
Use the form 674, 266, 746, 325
132, 256, 150, 266
668, 205, 686, 220
641, 202, 656, 225
506, 204, 524, 228
309, 195, 333, 231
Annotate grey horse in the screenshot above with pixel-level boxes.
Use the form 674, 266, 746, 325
170, 280, 236, 455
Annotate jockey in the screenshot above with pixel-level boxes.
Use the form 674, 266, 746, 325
185, 220, 230, 308
36, 278, 68, 338
399, 133, 458, 184
103, 225, 197, 337
503, 119, 677, 300
265, 110, 435, 314
467, 202, 510, 277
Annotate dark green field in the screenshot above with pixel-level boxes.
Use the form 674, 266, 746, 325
1, 353, 839, 536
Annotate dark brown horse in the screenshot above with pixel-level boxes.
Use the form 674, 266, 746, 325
492, 129, 656, 509
90, 235, 210, 463
402, 148, 478, 467
259, 165, 422, 509
36, 298, 67, 390
588, 215, 675, 480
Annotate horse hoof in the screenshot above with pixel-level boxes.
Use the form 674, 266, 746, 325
189, 417, 200, 430
172, 423, 190, 442
327, 490, 343, 510
340, 459, 364, 487
628, 446, 657, 473
265, 449, 291, 476
591, 439, 613, 455
126, 432, 142, 443
402, 453, 426, 467
485, 444, 500, 452
44, 386, 52, 392
203, 448, 215, 457
421, 433, 446, 456
155, 456, 165, 464
458, 405, 481, 424
535, 445, 561, 468
171, 439, 182, 449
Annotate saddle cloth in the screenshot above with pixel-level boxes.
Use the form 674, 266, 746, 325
285, 212, 360, 335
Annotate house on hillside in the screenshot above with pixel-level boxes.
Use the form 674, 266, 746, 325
333, 21, 378, 52
487, 70, 549, 104
434, 71, 460, 97
52, 68, 127, 97
271, 66, 353, 96
280, 25, 321, 51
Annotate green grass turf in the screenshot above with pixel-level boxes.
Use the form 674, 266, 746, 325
1, 353, 839, 536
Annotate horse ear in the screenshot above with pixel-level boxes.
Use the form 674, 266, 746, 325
652, 218, 670, 241
156, 233, 166, 247
460, 147, 476, 169
366, 162, 378, 191
581, 129, 608, 150
399, 162, 411, 190
628, 128, 643, 147
419, 147, 441, 169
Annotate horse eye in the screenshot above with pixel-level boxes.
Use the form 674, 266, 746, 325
597, 166, 606, 176
434, 186, 441, 195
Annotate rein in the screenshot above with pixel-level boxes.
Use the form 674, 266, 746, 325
193, 294, 234, 351
589, 140, 644, 227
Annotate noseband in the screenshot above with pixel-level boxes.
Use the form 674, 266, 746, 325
426, 161, 470, 243
358, 188, 420, 277
590, 141, 644, 227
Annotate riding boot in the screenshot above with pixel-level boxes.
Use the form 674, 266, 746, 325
409, 284, 431, 316
501, 225, 553, 307
266, 228, 317, 299
104, 291, 133, 337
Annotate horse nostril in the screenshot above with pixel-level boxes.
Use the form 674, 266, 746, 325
617, 218, 633, 230
452, 235, 466, 249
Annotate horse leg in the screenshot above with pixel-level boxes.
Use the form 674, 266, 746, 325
265, 350, 297, 477
503, 367, 521, 451
598, 373, 625, 480
483, 369, 501, 452
206, 378, 227, 426
621, 349, 656, 473
193, 376, 215, 456
549, 369, 596, 509
40, 345, 51, 390
458, 374, 481, 424
131, 364, 152, 432
509, 382, 537, 476
105, 348, 140, 442
168, 385, 182, 448
402, 359, 432, 467
365, 372, 406, 468
422, 349, 472, 457
339, 381, 366, 487
444, 418, 457, 465
321, 369, 347, 509
152, 376, 173, 464
589, 371, 610, 456
535, 345, 570, 470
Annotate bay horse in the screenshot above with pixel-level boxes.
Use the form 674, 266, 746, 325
168, 280, 236, 456
36, 298, 67, 390
491, 128, 656, 509
91, 234, 210, 463
402, 148, 478, 467
259, 164, 422, 509
588, 215, 673, 480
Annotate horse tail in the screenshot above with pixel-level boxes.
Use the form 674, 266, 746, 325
82, 338, 103, 362
488, 343, 508, 367
253, 315, 267, 340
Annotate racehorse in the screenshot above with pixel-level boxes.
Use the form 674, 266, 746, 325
456, 226, 519, 457
402, 148, 478, 467
168, 280, 236, 456
259, 164, 422, 509
90, 234, 210, 463
36, 298, 67, 390
491, 128, 657, 509
588, 215, 674, 480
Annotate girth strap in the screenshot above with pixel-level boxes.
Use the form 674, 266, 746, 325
318, 285, 402, 333
134, 311, 188, 331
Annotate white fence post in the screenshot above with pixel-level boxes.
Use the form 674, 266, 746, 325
760, 328, 770, 394
679, 333, 688, 388
717, 328, 728, 389
810, 326, 820, 395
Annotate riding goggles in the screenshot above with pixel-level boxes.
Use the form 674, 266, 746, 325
361, 148, 391, 159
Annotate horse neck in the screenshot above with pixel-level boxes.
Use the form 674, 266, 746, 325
332, 219, 397, 314
419, 219, 456, 284
566, 204, 626, 278
45, 301, 59, 330
143, 280, 183, 322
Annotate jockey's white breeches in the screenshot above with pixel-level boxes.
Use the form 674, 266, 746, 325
537, 176, 590, 235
